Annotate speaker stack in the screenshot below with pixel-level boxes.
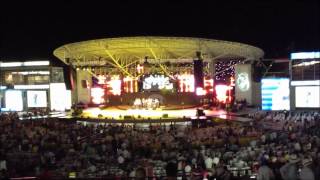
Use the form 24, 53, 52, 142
193, 51, 204, 89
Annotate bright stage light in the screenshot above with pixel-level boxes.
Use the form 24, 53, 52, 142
204, 78, 214, 92
196, 87, 207, 96
137, 64, 144, 74
124, 76, 138, 93
215, 85, 232, 103
91, 87, 105, 104
82, 107, 197, 119
107, 75, 122, 95
97, 75, 107, 84
177, 74, 194, 92
230, 77, 235, 86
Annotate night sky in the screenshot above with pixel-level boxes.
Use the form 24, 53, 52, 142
1, 0, 319, 63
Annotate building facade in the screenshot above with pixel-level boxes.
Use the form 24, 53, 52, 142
0, 61, 71, 112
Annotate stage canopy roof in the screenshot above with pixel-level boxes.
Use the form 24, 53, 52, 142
54, 36, 264, 77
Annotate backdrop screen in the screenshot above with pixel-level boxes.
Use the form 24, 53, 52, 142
295, 86, 320, 108
27, 91, 47, 107
261, 78, 290, 110
143, 74, 173, 91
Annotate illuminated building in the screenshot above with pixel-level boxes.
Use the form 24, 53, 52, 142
0, 60, 71, 111
290, 52, 320, 110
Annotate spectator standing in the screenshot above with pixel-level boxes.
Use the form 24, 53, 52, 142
300, 158, 315, 180
257, 160, 275, 180
280, 154, 300, 180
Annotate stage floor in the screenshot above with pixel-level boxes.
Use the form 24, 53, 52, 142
81, 106, 254, 122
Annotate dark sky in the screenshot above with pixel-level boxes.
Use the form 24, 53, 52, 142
1, 0, 319, 62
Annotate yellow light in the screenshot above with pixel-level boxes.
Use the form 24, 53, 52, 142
69, 172, 76, 178
82, 107, 197, 119
123, 76, 138, 93
137, 64, 144, 74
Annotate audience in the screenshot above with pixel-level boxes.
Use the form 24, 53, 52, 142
0, 110, 319, 179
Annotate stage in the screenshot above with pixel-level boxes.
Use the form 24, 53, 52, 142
79, 105, 254, 123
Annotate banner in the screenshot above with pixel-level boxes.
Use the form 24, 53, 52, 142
235, 64, 253, 104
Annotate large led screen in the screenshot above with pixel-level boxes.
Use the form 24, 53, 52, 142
295, 86, 320, 108
143, 74, 173, 91
27, 91, 47, 108
50, 83, 71, 111
5, 90, 23, 111
261, 78, 290, 110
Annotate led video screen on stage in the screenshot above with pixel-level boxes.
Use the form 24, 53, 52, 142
143, 74, 173, 91
5, 90, 23, 111
261, 78, 290, 110
295, 86, 320, 108
27, 91, 47, 108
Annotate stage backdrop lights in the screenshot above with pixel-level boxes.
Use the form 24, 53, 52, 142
215, 85, 232, 103
204, 78, 214, 92
5, 90, 23, 111
27, 91, 47, 108
295, 86, 320, 108
177, 74, 195, 92
106, 75, 122, 95
123, 76, 138, 93
143, 74, 173, 91
91, 87, 105, 104
97, 75, 107, 84
196, 87, 207, 96
261, 78, 290, 110
215, 60, 242, 82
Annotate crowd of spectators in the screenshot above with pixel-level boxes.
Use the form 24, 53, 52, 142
0, 110, 319, 180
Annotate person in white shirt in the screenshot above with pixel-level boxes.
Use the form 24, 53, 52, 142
0, 160, 6, 171
204, 155, 213, 169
